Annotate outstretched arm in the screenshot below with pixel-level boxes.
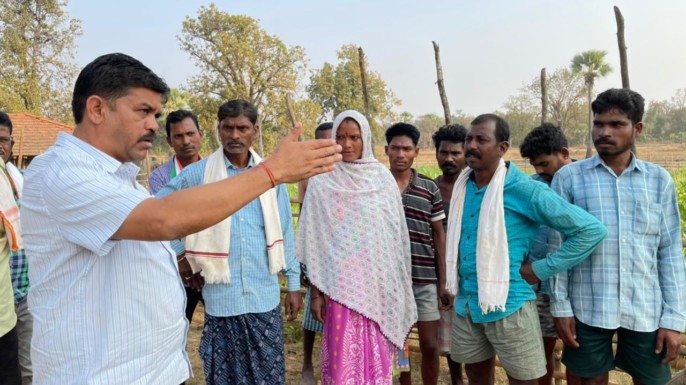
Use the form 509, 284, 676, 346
114, 124, 341, 241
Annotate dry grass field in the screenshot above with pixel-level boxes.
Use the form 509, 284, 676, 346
377, 142, 686, 173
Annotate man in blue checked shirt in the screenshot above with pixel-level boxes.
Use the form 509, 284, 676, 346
157, 99, 302, 385
550, 88, 686, 385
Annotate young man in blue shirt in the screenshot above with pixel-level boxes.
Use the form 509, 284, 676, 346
550, 88, 686, 385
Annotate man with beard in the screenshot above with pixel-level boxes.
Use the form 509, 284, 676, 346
157, 99, 302, 385
431, 123, 488, 385
550, 89, 686, 385
149, 110, 205, 324
446, 113, 606, 385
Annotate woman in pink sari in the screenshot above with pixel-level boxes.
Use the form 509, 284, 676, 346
296, 110, 417, 384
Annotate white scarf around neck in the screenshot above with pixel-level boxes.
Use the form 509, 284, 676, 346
446, 159, 509, 314
183, 148, 285, 284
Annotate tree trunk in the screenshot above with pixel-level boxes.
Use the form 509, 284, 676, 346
614, 6, 637, 156
540, 67, 548, 125
358, 47, 371, 124
614, 6, 630, 89
432, 41, 452, 125
586, 81, 594, 159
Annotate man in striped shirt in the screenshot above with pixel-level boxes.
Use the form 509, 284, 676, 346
550, 88, 686, 385
21, 53, 341, 385
385, 122, 449, 385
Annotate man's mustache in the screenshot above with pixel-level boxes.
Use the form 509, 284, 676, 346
441, 162, 458, 168
594, 138, 616, 145
465, 150, 481, 159
138, 132, 156, 142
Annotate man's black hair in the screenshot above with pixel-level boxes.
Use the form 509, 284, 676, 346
165, 110, 200, 138
314, 122, 333, 139
385, 122, 420, 146
471, 114, 509, 142
0, 111, 12, 135
520, 123, 569, 159
72, 53, 170, 124
432, 124, 467, 151
217, 99, 258, 125
591, 88, 645, 124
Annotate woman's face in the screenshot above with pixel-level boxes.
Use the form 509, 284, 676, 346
335, 119, 364, 162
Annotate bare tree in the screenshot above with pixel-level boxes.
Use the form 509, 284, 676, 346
433, 41, 452, 125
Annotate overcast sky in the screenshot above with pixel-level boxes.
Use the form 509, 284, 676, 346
67, 0, 686, 117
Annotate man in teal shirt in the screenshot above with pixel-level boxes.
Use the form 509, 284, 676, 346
447, 114, 606, 385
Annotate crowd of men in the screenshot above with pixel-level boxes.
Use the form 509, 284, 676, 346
0, 52, 684, 385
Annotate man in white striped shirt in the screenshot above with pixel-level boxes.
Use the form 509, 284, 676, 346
21, 53, 341, 385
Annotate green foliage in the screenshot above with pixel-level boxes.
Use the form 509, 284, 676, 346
412, 113, 444, 149
414, 165, 441, 180
307, 44, 401, 140
0, 0, 81, 123
178, 4, 318, 155
570, 50, 613, 86
643, 89, 686, 143
673, 169, 686, 237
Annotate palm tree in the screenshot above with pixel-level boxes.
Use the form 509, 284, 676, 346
571, 50, 613, 158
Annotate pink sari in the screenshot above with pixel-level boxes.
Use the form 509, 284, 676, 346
321, 299, 395, 385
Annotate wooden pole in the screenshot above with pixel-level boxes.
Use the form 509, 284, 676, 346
432, 41, 452, 125
614, 6, 630, 89
358, 47, 371, 123
17, 123, 25, 169
285, 94, 302, 141
541, 67, 548, 125
614, 6, 637, 156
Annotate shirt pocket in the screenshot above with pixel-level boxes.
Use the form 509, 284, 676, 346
633, 201, 660, 236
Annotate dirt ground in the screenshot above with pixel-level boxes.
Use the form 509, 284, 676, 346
181, 304, 650, 385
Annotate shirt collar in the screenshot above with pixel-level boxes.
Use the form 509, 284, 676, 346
588, 153, 643, 174
224, 152, 255, 170
56, 132, 137, 175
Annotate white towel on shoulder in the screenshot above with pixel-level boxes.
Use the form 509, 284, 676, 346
183, 148, 285, 284
445, 159, 509, 314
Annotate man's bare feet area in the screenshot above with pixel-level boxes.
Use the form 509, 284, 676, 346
300, 369, 316, 385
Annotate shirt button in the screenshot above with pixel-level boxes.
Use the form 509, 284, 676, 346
622, 239, 626, 243
467, 236, 471, 240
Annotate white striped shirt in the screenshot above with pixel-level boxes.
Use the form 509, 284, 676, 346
22, 133, 191, 385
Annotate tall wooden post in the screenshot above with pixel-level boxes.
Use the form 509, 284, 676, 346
614, 6, 636, 156
358, 47, 371, 123
614, 6, 630, 89
433, 41, 452, 125
541, 68, 548, 125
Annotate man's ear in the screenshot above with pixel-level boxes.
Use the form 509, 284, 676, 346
85, 95, 110, 125
634, 122, 643, 138
560, 147, 570, 160
498, 141, 510, 156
